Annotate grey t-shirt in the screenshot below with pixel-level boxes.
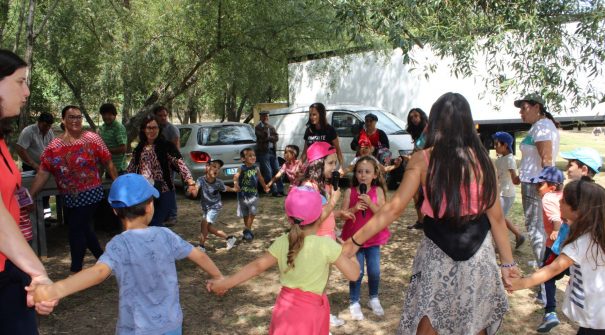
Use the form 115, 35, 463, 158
16, 124, 55, 165
196, 176, 226, 210
98, 227, 193, 335
162, 122, 180, 144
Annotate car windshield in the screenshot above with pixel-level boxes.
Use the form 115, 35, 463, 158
357, 110, 408, 135
199, 125, 256, 145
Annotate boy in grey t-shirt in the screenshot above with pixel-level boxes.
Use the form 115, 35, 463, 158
30, 174, 223, 335
189, 159, 239, 251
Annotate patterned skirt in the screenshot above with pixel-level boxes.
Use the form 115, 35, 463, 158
397, 232, 509, 335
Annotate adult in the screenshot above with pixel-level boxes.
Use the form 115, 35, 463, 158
98, 103, 127, 174
301, 102, 345, 174
127, 116, 195, 227
343, 93, 517, 335
30, 105, 117, 273
255, 110, 284, 197
153, 105, 180, 226
515, 93, 559, 266
16, 112, 55, 219
405, 108, 428, 230
351, 113, 390, 161
0, 49, 55, 333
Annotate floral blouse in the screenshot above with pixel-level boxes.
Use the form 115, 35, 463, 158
126, 144, 192, 193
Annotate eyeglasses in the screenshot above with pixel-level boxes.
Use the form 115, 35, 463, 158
145, 126, 159, 131
66, 115, 83, 121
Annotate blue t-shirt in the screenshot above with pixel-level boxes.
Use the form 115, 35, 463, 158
98, 227, 194, 335
238, 164, 259, 198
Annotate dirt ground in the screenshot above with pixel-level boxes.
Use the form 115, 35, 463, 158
37, 190, 578, 335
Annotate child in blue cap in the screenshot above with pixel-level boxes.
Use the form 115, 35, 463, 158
29, 173, 223, 335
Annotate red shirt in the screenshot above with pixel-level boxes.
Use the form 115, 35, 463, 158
0, 139, 22, 271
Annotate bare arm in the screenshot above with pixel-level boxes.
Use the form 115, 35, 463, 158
15, 144, 38, 170
105, 161, 118, 180
107, 144, 127, 155
187, 247, 222, 279
32, 263, 111, 302
333, 250, 360, 281
331, 137, 345, 173
535, 140, 553, 167
29, 169, 51, 198
300, 142, 309, 162
509, 169, 520, 185
317, 187, 341, 224
256, 168, 269, 192
511, 254, 574, 291
208, 252, 277, 294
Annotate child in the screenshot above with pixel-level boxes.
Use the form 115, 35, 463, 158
560, 147, 602, 181
345, 134, 401, 175
511, 179, 605, 334
530, 166, 565, 332
233, 148, 270, 241
340, 156, 388, 320
188, 159, 239, 251
266, 144, 303, 190
29, 174, 223, 335
298, 141, 355, 327
207, 186, 360, 334
492, 131, 526, 248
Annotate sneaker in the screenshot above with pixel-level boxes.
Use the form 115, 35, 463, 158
537, 312, 560, 333
329, 314, 345, 327
515, 235, 526, 249
226, 236, 237, 250
349, 302, 364, 320
197, 245, 206, 253
368, 297, 385, 316
243, 229, 254, 242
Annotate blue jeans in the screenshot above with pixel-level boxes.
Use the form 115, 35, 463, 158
150, 190, 176, 227
257, 151, 283, 194
64, 202, 104, 272
349, 246, 381, 303
543, 247, 558, 314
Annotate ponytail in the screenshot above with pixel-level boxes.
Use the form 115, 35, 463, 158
540, 106, 559, 128
286, 221, 306, 271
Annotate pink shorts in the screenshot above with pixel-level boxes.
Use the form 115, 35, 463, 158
269, 287, 330, 335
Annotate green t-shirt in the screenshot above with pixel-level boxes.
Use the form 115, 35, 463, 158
99, 121, 128, 171
268, 234, 341, 295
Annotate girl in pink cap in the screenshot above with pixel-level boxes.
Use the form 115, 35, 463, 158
207, 186, 359, 334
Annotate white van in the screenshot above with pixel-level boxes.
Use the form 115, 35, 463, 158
268, 104, 414, 189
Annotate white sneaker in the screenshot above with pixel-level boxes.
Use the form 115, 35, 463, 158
329, 314, 345, 327
226, 236, 237, 250
197, 245, 206, 253
349, 302, 364, 320
368, 298, 384, 316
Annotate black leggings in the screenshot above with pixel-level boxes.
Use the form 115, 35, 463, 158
578, 328, 605, 335
0, 260, 38, 334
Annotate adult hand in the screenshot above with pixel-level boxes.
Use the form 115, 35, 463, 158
500, 266, 521, 293
25, 275, 59, 315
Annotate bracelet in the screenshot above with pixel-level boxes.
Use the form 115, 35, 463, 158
499, 262, 517, 268
351, 236, 363, 247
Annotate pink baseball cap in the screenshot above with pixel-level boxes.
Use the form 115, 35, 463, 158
285, 186, 323, 226
306, 142, 336, 163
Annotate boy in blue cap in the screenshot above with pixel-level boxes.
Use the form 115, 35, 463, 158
530, 166, 565, 333
560, 147, 602, 181
492, 131, 525, 248
29, 173, 223, 335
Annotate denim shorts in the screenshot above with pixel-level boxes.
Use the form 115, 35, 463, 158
202, 208, 220, 224
237, 195, 258, 217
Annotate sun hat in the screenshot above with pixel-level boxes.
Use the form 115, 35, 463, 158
560, 147, 602, 174
284, 186, 322, 226
108, 173, 159, 208
529, 166, 564, 184
492, 131, 514, 153
514, 93, 545, 108
306, 141, 336, 163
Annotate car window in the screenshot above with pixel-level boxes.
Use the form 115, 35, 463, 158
332, 112, 361, 138
199, 125, 256, 145
179, 127, 192, 148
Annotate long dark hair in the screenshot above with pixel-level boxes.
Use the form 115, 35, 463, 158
424, 93, 497, 224
562, 180, 605, 266
0, 49, 28, 138
307, 102, 328, 129
406, 108, 428, 142
528, 101, 560, 128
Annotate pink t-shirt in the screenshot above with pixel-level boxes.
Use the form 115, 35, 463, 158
303, 181, 336, 240
279, 159, 303, 183
341, 185, 390, 247
542, 191, 563, 248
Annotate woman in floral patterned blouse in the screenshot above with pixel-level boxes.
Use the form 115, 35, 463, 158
127, 115, 195, 226
30, 105, 117, 273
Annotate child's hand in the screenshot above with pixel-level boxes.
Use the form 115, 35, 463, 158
393, 157, 403, 167
550, 230, 559, 241
263, 185, 271, 193
358, 194, 371, 206
207, 278, 229, 296
500, 266, 522, 292
233, 184, 240, 192
341, 210, 355, 221
353, 201, 367, 213
266, 181, 273, 189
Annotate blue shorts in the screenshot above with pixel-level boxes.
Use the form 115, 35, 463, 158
201, 208, 221, 224
237, 195, 258, 217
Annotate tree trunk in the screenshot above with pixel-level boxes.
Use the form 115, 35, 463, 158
12, 0, 26, 52
0, 0, 9, 44
57, 66, 95, 131
19, 0, 35, 130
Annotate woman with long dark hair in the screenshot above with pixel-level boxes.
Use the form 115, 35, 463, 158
344, 93, 517, 334
127, 116, 195, 226
0, 49, 55, 334
301, 103, 345, 174
405, 107, 428, 146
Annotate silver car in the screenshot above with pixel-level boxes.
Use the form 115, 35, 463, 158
176, 122, 256, 185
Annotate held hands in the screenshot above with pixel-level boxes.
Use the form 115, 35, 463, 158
25, 275, 59, 315
263, 185, 271, 193
500, 266, 522, 293
206, 277, 230, 296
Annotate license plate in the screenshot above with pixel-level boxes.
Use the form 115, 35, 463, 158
225, 167, 238, 176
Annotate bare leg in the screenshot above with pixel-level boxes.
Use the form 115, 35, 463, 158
208, 224, 227, 239
199, 220, 209, 245
245, 215, 255, 230
505, 218, 522, 238
416, 316, 437, 335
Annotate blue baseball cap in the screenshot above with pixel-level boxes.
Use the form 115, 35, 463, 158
492, 131, 514, 153
560, 147, 602, 174
108, 173, 159, 208
529, 166, 564, 184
